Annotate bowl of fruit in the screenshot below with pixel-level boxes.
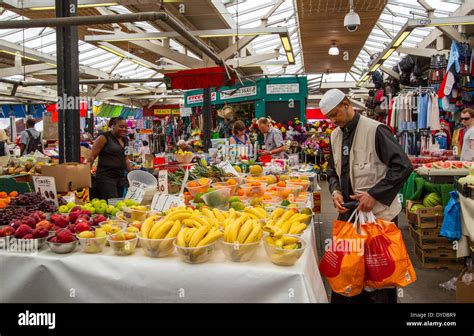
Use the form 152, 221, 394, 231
212, 181, 237, 196
269, 182, 302, 200
47, 229, 78, 254
240, 182, 268, 198
120, 205, 150, 223
107, 231, 138, 256
12, 224, 50, 249
186, 178, 212, 196
263, 234, 307, 266
77, 228, 107, 253
174, 227, 223, 264
175, 150, 194, 164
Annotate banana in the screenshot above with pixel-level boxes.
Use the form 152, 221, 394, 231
185, 228, 197, 246
276, 209, 297, 227
283, 244, 298, 250
275, 238, 284, 248
212, 208, 225, 222
267, 219, 275, 227
255, 207, 268, 218
176, 228, 188, 247
152, 221, 174, 239
270, 207, 285, 220
182, 219, 197, 228
228, 208, 236, 220
280, 220, 293, 234
188, 226, 210, 247
236, 220, 254, 243
197, 230, 224, 247
193, 216, 210, 228
227, 220, 243, 243
244, 223, 262, 244
289, 223, 307, 235
165, 220, 182, 239
165, 211, 192, 222
141, 215, 160, 238
282, 236, 300, 245
265, 236, 276, 246
201, 207, 215, 219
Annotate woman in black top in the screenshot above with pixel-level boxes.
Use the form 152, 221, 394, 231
86, 117, 132, 200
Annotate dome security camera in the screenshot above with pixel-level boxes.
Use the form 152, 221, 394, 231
344, 9, 360, 32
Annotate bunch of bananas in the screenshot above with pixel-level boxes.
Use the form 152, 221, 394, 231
176, 226, 223, 248
263, 208, 309, 238
265, 235, 302, 250
224, 215, 263, 244
140, 214, 182, 239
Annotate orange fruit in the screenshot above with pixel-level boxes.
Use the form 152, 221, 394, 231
9, 191, 18, 198
226, 178, 237, 186
198, 178, 210, 186
187, 181, 199, 188
281, 189, 291, 199
277, 181, 286, 187
251, 182, 261, 187
237, 189, 245, 197
0, 192, 7, 199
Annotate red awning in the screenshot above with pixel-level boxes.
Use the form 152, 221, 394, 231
46, 102, 88, 118
306, 107, 327, 120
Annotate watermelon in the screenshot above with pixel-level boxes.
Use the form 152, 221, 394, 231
423, 163, 433, 169
423, 193, 442, 208
447, 161, 463, 169
410, 204, 426, 214
432, 161, 452, 169
462, 161, 473, 169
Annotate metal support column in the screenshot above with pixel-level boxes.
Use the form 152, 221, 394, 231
202, 88, 212, 151
56, 0, 80, 163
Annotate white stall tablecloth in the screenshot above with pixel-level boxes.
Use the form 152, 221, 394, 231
0, 227, 328, 303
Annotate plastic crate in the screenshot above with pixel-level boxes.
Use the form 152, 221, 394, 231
0, 175, 34, 194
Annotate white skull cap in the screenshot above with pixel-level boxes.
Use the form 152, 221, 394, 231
319, 89, 346, 115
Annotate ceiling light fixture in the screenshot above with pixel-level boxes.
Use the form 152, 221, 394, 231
344, 0, 360, 32
328, 42, 339, 56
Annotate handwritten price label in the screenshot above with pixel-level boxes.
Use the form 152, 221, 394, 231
158, 170, 168, 194
150, 193, 184, 212
125, 181, 147, 204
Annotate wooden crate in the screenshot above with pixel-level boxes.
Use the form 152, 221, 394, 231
405, 200, 443, 229
414, 245, 465, 270
409, 226, 453, 249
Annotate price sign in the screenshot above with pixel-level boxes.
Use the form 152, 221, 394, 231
287, 154, 299, 168
33, 176, 58, 207
150, 193, 184, 212
125, 181, 147, 204
217, 160, 240, 177
158, 170, 168, 194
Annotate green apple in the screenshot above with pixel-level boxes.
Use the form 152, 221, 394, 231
91, 198, 100, 204
85, 206, 96, 214
116, 201, 126, 211
110, 208, 119, 216
96, 204, 107, 215
106, 205, 115, 214
67, 202, 76, 210
100, 200, 107, 205
124, 199, 134, 207
58, 205, 69, 214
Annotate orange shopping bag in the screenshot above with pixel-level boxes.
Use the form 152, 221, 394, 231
361, 212, 416, 289
319, 212, 367, 297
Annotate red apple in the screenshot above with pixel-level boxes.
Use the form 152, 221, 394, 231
68, 211, 80, 224
66, 224, 76, 233
9, 219, 22, 230
31, 213, 42, 224
93, 215, 107, 226
79, 210, 91, 219
0, 226, 15, 237
32, 228, 49, 239
50, 214, 60, 224
33, 211, 46, 220
55, 215, 70, 228
49, 236, 58, 243
56, 229, 75, 243
74, 221, 90, 233
22, 234, 34, 240
52, 225, 62, 232
15, 224, 33, 239
71, 206, 82, 213
22, 216, 37, 229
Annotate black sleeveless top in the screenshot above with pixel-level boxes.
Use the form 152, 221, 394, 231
96, 132, 128, 179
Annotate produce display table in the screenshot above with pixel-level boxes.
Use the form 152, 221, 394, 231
0, 226, 328, 303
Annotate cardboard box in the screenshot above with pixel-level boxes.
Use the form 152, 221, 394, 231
409, 226, 453, 249
414, 244, 464, 270
406, 200, 443, 229
0, 174, 34, 194
456, 268, 474, 303
41, 163, 92, 192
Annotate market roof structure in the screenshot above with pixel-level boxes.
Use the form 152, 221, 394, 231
0, 0, 471, 104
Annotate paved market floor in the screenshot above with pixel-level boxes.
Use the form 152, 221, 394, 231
316, 181, 458, 303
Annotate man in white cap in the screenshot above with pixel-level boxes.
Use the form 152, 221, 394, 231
320, 89, 412, 304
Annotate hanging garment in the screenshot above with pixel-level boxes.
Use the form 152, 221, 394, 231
429, 93, 441, 131
446, 42, 461, 74
417, 93, 429, 129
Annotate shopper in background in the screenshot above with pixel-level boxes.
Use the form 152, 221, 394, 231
20, 118, 43, 156
257, 117, 285, 159
139, 140, 151, 163
177, 139, 194, 153
86, 117, 131, 200
321, 89, 412, 304
0, 129, 9, 157
460, 108, 474, 161
230, 120, 252, 147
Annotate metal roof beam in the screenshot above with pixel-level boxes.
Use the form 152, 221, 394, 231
387, 0, 452, 16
